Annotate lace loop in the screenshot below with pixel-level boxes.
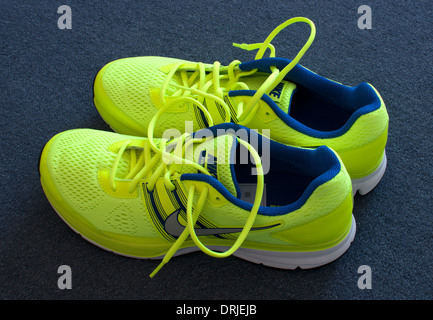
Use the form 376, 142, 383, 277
114, 17, 315, 277
109, 111, 265, 278
110, 139, 132, 191
145, 82, 265, 277
185, 138, 264, 259
158, 17, 315, 127
148, 135, 264, 278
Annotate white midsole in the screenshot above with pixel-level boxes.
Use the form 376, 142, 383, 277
152, 215, 356, 270
352, 151, 387, 196
50, 196, 355, 270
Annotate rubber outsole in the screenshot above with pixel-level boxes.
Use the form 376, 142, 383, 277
43, 183, 355, 271
352, 151, 387, 196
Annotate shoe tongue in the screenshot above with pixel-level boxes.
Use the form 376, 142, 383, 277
241, 76, 297, 114
182, 134, 240, 198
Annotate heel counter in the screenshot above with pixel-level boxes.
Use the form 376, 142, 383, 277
340, 84, 389, 179
274, 169, 353, 250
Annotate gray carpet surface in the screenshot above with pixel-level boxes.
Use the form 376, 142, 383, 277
1, 0, 432, 300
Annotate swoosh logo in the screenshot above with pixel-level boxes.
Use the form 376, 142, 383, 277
164, 209, 279, 237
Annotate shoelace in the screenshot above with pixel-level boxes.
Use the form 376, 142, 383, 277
110, 17, 313, 277
110, 115, 264, 278
159, 17, 316, 126
149, 133, 264, 278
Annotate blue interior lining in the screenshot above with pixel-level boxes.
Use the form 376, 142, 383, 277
184, 124, 341, 216
232, 58, 382, 138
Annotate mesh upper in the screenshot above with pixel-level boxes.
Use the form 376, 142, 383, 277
97, 55, 388, 179
46, 129, 240, 237
47, 129, 158, 237
42, 128, 353, 251
101, 57, 296, 137
102, 56, 203, 136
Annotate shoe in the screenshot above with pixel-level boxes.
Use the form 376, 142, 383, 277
93, 17, 389, 196
39, 123, 355, 277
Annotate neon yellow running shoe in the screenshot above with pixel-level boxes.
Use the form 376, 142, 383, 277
39, 123, 355, 277
94, 17, 388, 196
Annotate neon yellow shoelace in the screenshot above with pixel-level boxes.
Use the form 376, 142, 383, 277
147, 133, 264, 278
110, 17, 314, 277
159, 17, 316, 126
110, 118, 264, 278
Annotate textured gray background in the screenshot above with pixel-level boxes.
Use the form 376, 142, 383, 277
1, 0, 432, 300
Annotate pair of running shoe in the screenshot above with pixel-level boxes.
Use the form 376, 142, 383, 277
39, 17, 388, 278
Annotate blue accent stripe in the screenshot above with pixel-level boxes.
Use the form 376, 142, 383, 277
229, 136, 242, 199
198, 106, 209, 128
144, 184, 174, 242
147, 188, 165, 229
232, 57, 381, 138
171, 183, 216, 234
185, 123, 342, 216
